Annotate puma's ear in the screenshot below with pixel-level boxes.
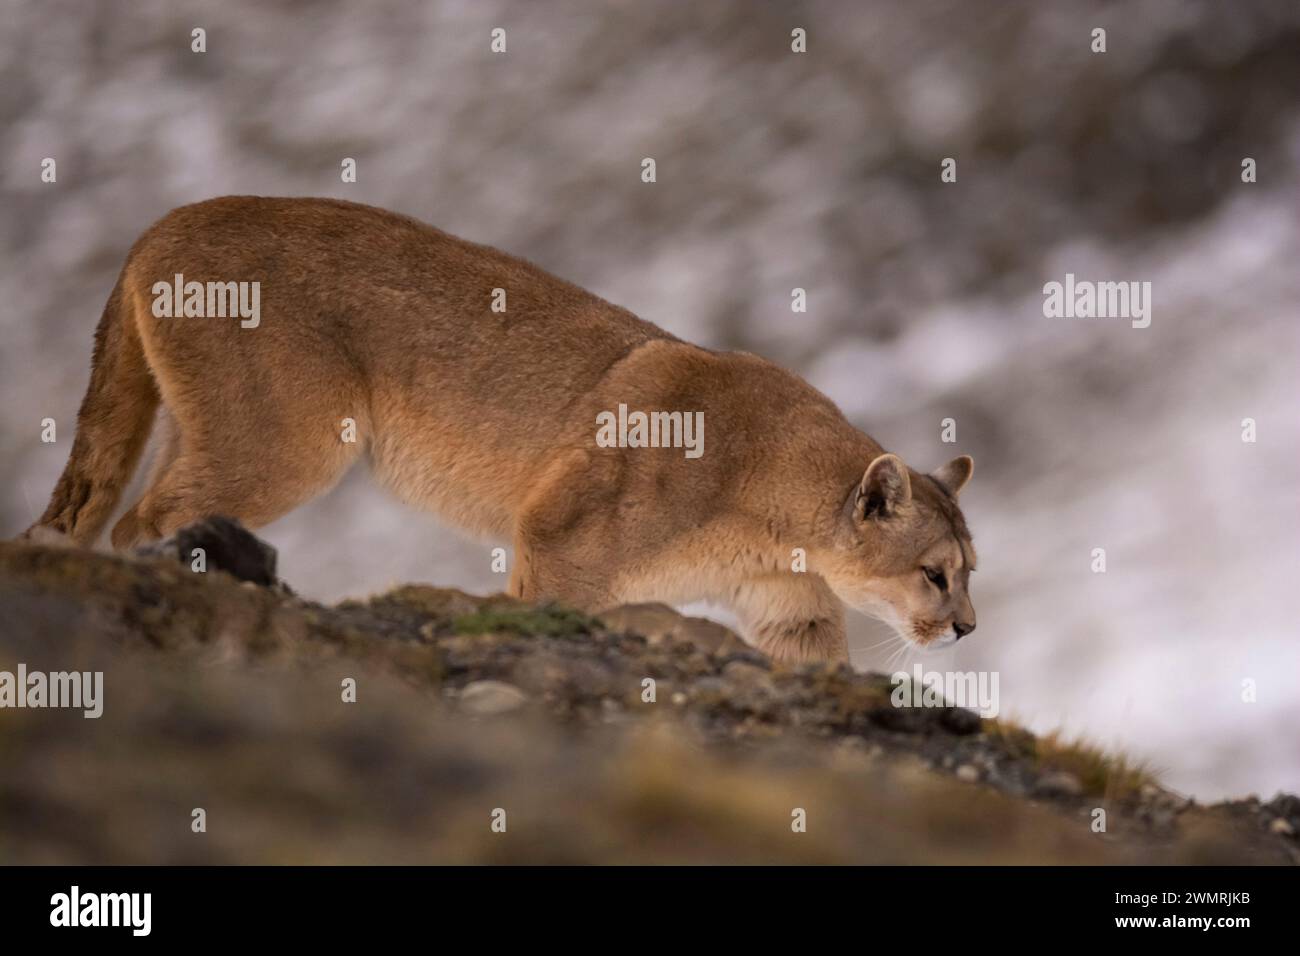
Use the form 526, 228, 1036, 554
855, 454, 912, 520
931, 455, 974, 498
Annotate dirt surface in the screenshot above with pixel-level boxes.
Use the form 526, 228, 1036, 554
1, 521, 1295, 864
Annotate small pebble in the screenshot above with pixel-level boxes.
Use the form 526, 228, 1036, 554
1034, 771, 1083, 798
458, 680, 527, 716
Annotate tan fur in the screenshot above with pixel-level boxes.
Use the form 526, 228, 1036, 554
28, 196, 978, 662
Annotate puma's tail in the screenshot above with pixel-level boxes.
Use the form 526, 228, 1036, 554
26, 272, 158, 545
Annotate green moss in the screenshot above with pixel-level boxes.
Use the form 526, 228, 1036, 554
452, 603, 594, 638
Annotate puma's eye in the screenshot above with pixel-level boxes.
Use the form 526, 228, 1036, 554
923, 567, 947, 590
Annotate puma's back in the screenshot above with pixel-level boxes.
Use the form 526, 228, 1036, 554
133, 196, 675, 445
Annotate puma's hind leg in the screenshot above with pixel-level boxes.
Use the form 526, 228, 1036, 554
110, 407, 363, 549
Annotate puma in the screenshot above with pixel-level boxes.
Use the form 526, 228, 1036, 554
27, 196, 977, 663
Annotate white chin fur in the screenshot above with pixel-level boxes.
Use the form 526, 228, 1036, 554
923, 629, 958, 652
849, 597, 955, 653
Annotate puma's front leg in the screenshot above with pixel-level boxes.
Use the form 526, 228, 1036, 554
731, 574, 849, 665
509, 534, 617, 609
508, 524, 619, 609
507, 450, 622, 610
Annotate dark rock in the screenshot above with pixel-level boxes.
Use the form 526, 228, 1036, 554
137, 515, 279, 588
1264, 793, 1300, 822
869, 705, 929, 734
940, 706, 983, 736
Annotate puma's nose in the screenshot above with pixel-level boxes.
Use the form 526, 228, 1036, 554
953, 621, 975, 639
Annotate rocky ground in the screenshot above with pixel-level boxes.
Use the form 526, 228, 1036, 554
1, 519, 1295, 864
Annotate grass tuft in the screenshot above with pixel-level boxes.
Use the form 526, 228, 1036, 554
985, 718, 1156, 799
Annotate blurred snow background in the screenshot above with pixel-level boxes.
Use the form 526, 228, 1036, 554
2, 0, 1297, 799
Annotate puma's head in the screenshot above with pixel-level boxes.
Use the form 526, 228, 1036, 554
820, 453, 977, 651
